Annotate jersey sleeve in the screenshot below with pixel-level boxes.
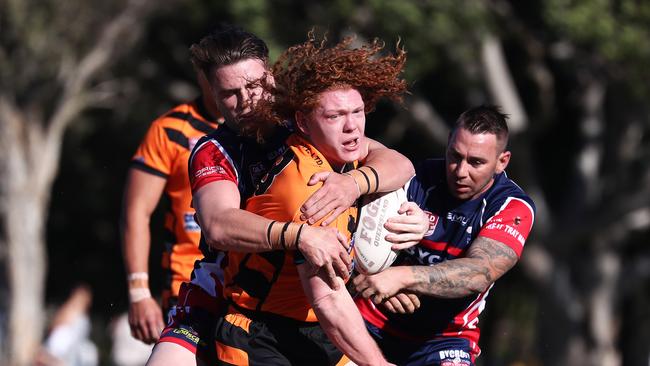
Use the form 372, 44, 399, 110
478, 197, 535, 257
188, 138, 238, 193
131, 120, 174, 178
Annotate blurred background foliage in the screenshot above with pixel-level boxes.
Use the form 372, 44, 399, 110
2, 0, 649, 364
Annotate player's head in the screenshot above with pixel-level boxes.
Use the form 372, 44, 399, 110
446, 105, 511, 201
248, 32, 407, 168
190, 24, 270, 128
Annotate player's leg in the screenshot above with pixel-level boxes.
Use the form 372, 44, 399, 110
147, 342, 203, 366
148, 283, 220, 365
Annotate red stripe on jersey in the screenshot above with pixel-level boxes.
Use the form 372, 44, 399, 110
477, 197, 534, 257
189, 139, 238, 193
442, 284, 492, 349
419, 239, 464, 257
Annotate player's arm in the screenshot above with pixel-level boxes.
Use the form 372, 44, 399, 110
119, 168, 166, 344
194, 181, 352, 287
301, 137, 414, 225
408, 236, 517, 298
360, 137, 415, 191
297, 264, 391, 366
354, 236, 518, 303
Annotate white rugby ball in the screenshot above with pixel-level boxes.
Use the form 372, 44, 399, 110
353, 188, 407, 275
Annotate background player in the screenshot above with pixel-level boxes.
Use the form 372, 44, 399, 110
353, 105, 536, 365
120, 65, 221, 344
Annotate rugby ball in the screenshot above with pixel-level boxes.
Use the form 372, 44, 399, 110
353, 188, 407, 275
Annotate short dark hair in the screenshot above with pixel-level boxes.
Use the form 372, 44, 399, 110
189, 24, 269, 79
452, 105, 509, 150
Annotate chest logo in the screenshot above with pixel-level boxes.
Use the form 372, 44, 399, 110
424, 211, 439, 236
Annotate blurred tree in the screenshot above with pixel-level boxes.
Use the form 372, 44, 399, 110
0, 0, 163, 364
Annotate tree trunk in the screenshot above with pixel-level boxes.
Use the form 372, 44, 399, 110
0, 99, 61, 365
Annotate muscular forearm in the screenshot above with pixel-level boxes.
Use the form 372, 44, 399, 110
202, 208, 274, 252
404, 237, 519, 298
120, 168, 166, 286
121, 215, 152, 276
405, 259, 494, 298
362, 143, 414, 193
120, 211, 155, 301
309, 278, 387, 366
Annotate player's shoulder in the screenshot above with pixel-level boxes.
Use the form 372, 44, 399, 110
148, 103, 191, 127
151, 101, 215, 133
408, 158, 446, 197
485, 172, 536, 214
193, 124, 237, 151
413, 158, 445, 183
287, 134, 329, 170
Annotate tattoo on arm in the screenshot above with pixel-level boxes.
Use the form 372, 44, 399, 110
409, 237, 518, 298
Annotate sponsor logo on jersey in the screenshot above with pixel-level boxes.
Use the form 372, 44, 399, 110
424, 210, 439, 236
194, 165, 225, 178
439, 349, 471, 365
404, 246, 442, 265
447, 212, 468, 226
300, 143, 324, 166
184, 213, 200, 232
485, 221, 526, 245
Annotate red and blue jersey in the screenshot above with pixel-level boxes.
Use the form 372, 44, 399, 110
357, 158, 535, 358
186, 124, 291, 298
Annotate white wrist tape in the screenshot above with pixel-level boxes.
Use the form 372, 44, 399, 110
128, 287, 152, 303
127, 272, 149, 281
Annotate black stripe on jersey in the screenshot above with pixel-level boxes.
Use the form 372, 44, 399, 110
231, 254, 261, 293
254, 149, 295, 196
166, 111, 214, 135
230, 252, 285, 308
254, 251, 286, 312
164, 127, 190, 149
130, 161, 169, 178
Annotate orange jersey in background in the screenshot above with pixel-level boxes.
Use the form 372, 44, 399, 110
131, 100, 219, 307
224, 134, 357, 322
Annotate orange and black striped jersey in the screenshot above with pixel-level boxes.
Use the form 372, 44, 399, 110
224, 134, 357, 322
130, 100, 219, 305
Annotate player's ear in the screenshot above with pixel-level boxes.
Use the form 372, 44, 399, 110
295, 111, 309, 136
495, 150, 511, 174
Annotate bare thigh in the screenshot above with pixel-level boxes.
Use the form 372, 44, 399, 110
146, 342, 205, 366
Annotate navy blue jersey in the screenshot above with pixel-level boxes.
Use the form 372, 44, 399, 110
186, 124, 291, 298
357, 158, 535, 358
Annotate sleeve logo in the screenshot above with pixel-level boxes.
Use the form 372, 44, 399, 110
194, 165, 225, 178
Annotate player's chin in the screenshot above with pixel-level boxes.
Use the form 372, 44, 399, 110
339, 150, 362, 164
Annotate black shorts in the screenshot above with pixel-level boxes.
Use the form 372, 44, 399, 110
214, 306, 350, 366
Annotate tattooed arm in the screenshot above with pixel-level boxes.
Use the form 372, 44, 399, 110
354, 236, 518, 302
406, 236, 518, 298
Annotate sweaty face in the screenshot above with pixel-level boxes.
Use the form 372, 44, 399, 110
209, 59, 268, 129
297, 88, 366, 170
445, 128, 510, 201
